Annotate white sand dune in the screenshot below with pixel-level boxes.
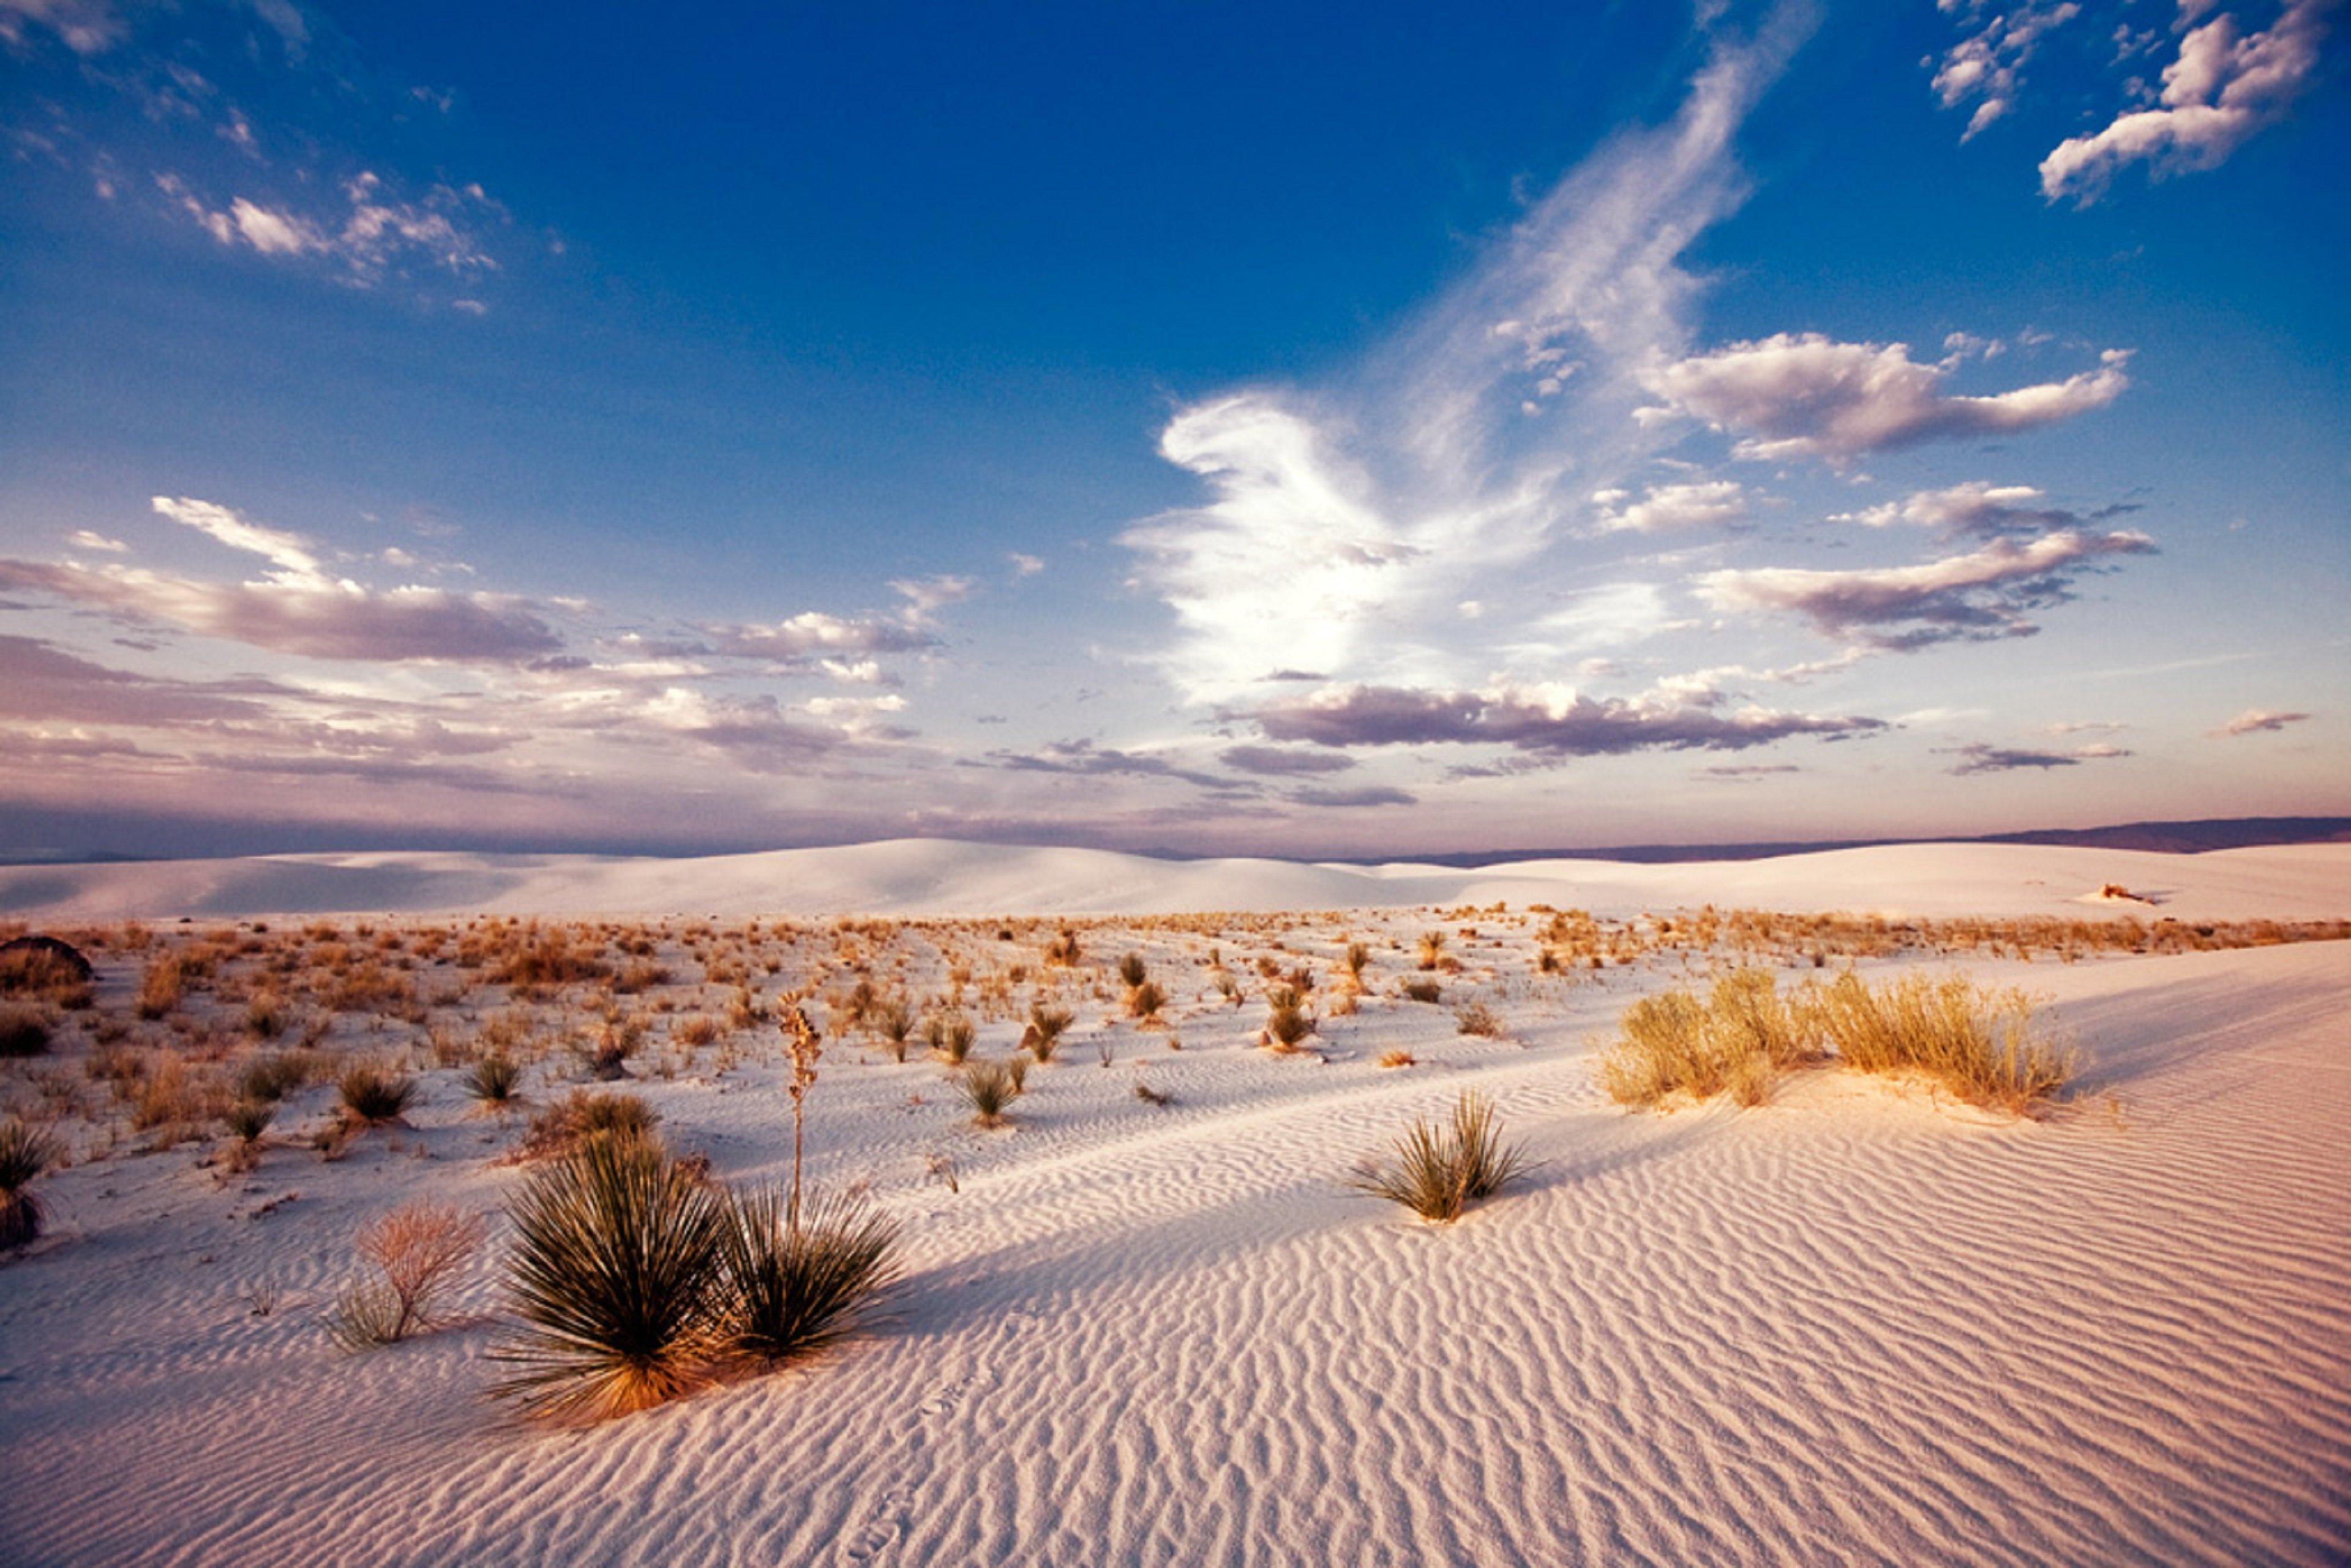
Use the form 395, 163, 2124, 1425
1, 846, 2347, 1566
2, 836, 2345, 921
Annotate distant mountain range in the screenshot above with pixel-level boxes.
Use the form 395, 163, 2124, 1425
1325, 816, 2351, 869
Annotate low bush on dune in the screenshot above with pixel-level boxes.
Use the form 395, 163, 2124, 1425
464, 1051, 525, 1109
493, 1138, 900, 1422
1804, 970, 2076, 1113
1597, 969, 1809, 1109
517, 1089, 659, 1160
1599, 968, 2076, 1114
1, 1117, 62, 1250
1350, 1092, 1532, 1224
0, 1007, 51, 1059
1021, 1004, 1073, 1062
331, 1201, 486, 1349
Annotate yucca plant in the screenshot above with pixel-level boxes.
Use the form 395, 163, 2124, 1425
338, 1063, 415, 1126
1349, 1092, 1532, 1224
717, 1185, 901, 1368
464, 1051, 525, 1108
959, 1059, 1023, 1127
0, 1117, 62, 1250
493, 1136, 731, 1420
874, 999, 915, 1062
928, 1013, 975, 1065
1126, 980, 1167, 1019
1023, 1004, 1073, 1062
1116, 952, 1149, 989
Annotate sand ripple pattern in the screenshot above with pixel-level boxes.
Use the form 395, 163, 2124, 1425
2, 943, 2346, 1566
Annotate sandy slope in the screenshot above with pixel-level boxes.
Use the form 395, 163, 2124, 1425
2, 838, 2346, 921
2, 894, 2346, 1566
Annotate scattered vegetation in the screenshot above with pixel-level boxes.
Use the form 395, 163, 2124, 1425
519, 1089, 659, 1161
1349, 1092, 1531, 1224
331, 1201, 486, 1349
1454, 1002, 1504, 1039
0, 1117, 62, 1250
337, 1063, 416, 1127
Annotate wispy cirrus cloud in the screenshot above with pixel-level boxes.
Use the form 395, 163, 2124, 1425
2212, 707, 2312, 736
1120, 5, 1818, 703
1698, 528, 2154, 647
2040, 0, 2340, 203
1639, 334, 2129, 462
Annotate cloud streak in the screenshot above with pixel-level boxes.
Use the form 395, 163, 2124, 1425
1253, 681, 1883, 757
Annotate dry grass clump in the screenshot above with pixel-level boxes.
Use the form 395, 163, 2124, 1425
0, 1117, 62, 1250
1601, 968, 2077, 1114
1261, 985, 1315, 1052
0, 937, 93, 1008
1401, 979, 1442, 1004
1377, 1049, 1416, 1069
1021, 1004, 1072, 1062
1805, 970, 2076, 1112
1454, 1002, 1504, 1039
518, 1089, 659, 1160
927, 1012, 976, 1065
237, 1049, 319, 1105
331, 1201, 486, 1348
135, 955, 193, 1019
1598, 969, 1809, 1109
495, 1138, 899, 1422
1349, 1092, 1531, 1224
337, 1063, 416, 1127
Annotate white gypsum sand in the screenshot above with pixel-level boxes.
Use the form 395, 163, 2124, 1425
0, 841, 2345, 1566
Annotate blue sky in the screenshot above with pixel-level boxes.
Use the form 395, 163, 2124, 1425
1, 0, 2344, 858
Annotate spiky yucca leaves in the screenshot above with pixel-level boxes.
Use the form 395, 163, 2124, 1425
1023, 1004, 1073, 1062
1349, 1092, 1532, 1224
959, 1059, 1023, 1127
718, 1187, 901, 1368
338, 1062, 415, 1125
493, 1136, 731, 1420
464, 1052, 524, 1108
0, 1117, 62, 1250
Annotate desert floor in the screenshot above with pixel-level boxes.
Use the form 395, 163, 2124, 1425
1, 841, 2346, 1566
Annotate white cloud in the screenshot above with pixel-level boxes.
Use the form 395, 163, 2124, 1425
1642, 333, 2128, 461
1932, 1, 2083, 139
1252, 679, 1884, 756
1592, 479, 1747, 534
0, 0, 123, 54
2041, 0, 2339, 201
889, 574, 974, 620
152, 494, 325, 582
702, 611, 936, 662
1833, 480, 2082, 536
66, 529, 128, 554
157, 170, 502, 283
1698, 528, 2156, 646
2212, 707, 2312, 735
1122, 9, 1816, 702
1007, 552, 1045, 577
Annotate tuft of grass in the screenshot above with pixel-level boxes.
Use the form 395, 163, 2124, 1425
518, 1089, 659, 1160
493, 1136, 731, 1420
135, 955, 191, 1019
1126, 980, 1167, 1019
337, 1063, 416, 1127
0, 1117, 62, 1250
464, 1052, 525, 1109
331, 1201, 486, 1349
1454, 1002, 1504, 1039
959, 1059, 1024, 1127
1349, 1092, 1532, 1224
1132, 1081, 1174, 1107
1264, 999, 1316, 1051
1401, 979, 1442, 1004
237, 1050, 317, 1105
1415, 931, 1448, 971
1022, 1004, 1073, 1062
1377, 1049, 1416, 1069
716, 1186, 901, 1368
1805, 970, 2076, 1112
0, 937, 92, 1006
873, 1000, 915, 1062
1596, 969, 1809, 1109
928, 1013, 976, 1065
224, 1098, 274, 1144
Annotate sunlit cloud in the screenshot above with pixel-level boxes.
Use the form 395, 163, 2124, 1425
2212, 707, 2312, 736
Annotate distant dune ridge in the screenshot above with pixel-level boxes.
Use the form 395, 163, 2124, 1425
0, 836, 2344, 923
